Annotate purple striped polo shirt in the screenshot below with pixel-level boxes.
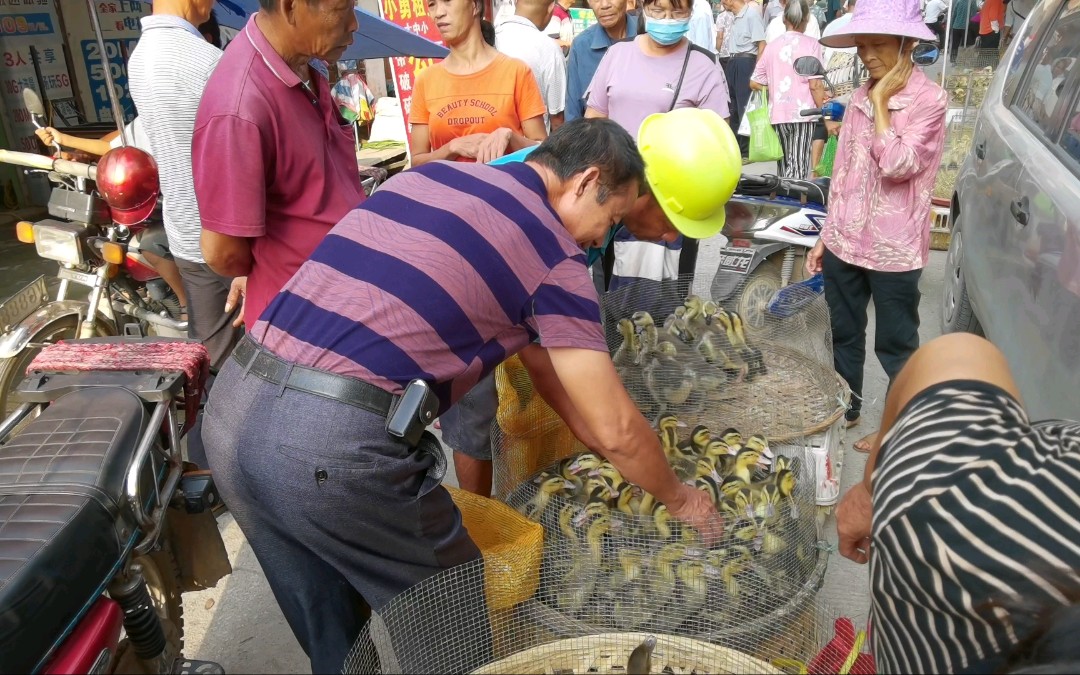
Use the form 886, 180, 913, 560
250, 160, 608, 411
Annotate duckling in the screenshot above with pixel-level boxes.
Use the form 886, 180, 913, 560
677, 455, 721, 484
520, 473, 575, 521
662, 305, 687, 331
753, 468, 798, 520
729, 310, 767, 379
653, 504, 702, 546
701, 299, 720, 325
611, 549, 650, 630
695, 474, 722, 506
643, 343, 697, 418
719, 474, 750, 499
554, 456, 585, 494
682, 295, 706, 324
761, 528, 788, 557
589, 461, 625, 487
569, 452, 604, 475
675, 558, 710, 626
627, 635, 656, 675
719, 545, 754, 598
573, 484, 615, 524
729, 446, 765, 483
612, 481, 642, 518
712, 310, 751, 382
636, 490, 657, 517
744, 433, 775, 470
631, 311, 659, 364
648, 543, 687, 608
677, 424, 712, 457
720, 486, 757, 522
556, 516, 608, 614
655, 413, 682, 458
613, 318, 640, 369
719, 428, 744, 454
704, 438, 734, 464
694, 330, 747, 380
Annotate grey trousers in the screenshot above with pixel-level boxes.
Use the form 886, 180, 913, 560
173, 257, 240, 371
202, 355, 486, 673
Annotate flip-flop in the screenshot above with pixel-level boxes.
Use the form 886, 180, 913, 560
853, 431, 879, 454
845, 415, 860, 429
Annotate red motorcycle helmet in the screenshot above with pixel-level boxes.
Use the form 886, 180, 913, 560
95, 145, 160, 226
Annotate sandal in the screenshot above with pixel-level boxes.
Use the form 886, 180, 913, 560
853, 430, 879, 454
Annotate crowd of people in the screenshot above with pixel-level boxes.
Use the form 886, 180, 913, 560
27, 0, 1080, 671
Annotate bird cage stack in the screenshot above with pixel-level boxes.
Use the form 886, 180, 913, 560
343, 552, 843, 674
488, 244, 845, 644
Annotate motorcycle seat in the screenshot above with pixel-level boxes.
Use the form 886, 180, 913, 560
0, 387, 153, 671
0, 387, 151, 513
736, 175, 830, 207
0, 493, 122, 673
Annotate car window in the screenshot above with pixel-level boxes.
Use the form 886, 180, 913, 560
1062, 90, 1080, 165
1003, 0, 1061, 103
1011, 2, 1080, 136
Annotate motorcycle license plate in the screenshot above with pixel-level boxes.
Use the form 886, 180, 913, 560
0, 275, 48, 331
57, 266, 98, 288
716, 247, 755, 275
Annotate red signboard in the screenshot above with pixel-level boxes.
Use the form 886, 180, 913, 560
378, 0, 444, 150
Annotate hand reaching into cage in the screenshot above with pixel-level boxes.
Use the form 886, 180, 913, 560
668, 485, 724, 545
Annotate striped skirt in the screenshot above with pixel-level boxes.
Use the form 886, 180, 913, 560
774, 121, 816, 180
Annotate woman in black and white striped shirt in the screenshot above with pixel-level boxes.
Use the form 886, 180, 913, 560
836, 333, 1080, 673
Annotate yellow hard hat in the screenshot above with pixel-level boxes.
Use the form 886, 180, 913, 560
637, 108, 742, 240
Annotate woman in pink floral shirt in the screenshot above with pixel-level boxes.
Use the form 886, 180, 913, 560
750, 0, 827, 179
804, 0, 945, 452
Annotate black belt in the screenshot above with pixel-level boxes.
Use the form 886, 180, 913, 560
730, 52, 757, 59
231, 335, 396, 417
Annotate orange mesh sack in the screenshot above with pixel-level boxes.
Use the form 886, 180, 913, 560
492, 355, 585, 500
447, 485, 544, 610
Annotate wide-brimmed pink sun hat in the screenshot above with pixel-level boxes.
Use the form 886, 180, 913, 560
819, 0, 937, 48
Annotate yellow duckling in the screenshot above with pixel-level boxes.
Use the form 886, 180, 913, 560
653, 504, 702, 546
677, 424, 713, 457
648, 542, 687, 604
655, 413, 683, 460
520, 473, 575, 521
613, 318, 640, 369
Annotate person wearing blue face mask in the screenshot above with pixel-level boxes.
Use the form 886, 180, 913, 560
581, 0, 731, 292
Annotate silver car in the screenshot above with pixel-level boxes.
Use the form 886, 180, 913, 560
942, 0, 1080, 420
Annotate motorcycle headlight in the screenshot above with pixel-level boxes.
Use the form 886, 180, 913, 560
33, 221, 84, 265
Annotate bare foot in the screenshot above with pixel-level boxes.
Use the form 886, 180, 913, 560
853, 430, 879, 454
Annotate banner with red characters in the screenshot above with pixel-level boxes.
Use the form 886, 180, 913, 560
377, 0, 443, 149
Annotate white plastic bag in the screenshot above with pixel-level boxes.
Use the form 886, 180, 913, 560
738, 90, 763, 137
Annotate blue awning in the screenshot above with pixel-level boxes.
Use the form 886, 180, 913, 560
143, 0, 449, 60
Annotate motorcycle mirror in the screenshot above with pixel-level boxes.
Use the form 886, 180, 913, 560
794, 56, 826, 78
22, 88, 46, 117
912, 42, 941, 67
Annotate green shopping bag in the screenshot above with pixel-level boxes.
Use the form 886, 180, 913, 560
814, 135, 838, 177
747, 88, 783, 164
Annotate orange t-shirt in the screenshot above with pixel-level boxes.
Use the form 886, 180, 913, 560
979, 0, 1005, 35
409, 53, 546, 156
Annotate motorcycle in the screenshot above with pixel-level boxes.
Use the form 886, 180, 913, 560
711, 171, 834, 334
0, 88, 187, 418
0, 336, 230, 674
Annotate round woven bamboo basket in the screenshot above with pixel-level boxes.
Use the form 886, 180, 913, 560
471, 632, 782, 674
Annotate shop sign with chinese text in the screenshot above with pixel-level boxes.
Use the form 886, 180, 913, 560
60, 0, 146, 123
377, 0, 443, 150
0, 0, 75, 151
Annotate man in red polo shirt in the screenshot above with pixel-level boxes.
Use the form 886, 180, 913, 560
192, 0, 363, 327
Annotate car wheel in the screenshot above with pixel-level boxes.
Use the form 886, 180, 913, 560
941, 217, 984, 336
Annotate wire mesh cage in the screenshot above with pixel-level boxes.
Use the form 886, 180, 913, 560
500, 430, 828, 634
935, 110, 979, 201
343, 550, 854, 674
